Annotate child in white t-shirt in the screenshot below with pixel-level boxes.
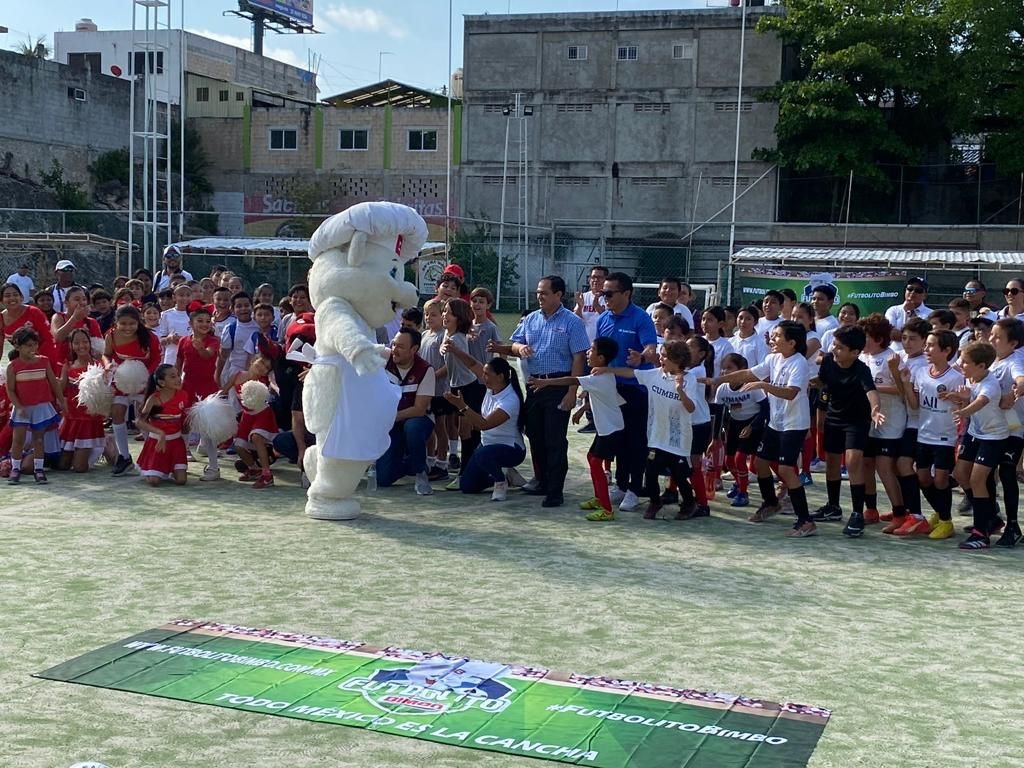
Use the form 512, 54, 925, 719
715, 352, 768, 509
530, 336, 625, 521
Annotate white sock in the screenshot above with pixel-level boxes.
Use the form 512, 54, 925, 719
34, 458, 44, 471
436, 459, 448, 470
448, 439, 459, 454
202, 437, 220, 471
113, 423, 131, 458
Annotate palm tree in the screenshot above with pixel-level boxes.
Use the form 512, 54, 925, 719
16, 35, 49, 60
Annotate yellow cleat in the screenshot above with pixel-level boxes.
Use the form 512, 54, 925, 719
585, 509, 615, 522
579, 497, 604, 510
928, 520, 955, 540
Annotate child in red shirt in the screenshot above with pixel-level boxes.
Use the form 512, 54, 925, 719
6, 327, 65, 484
135, 364, 190, 486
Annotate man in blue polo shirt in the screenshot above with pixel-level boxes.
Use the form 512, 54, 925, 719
498, 275, 589, 508
595, 272, 658, 512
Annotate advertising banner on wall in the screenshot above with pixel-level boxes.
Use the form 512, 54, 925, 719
247, 0, 314, 28
736, 269, 907, 317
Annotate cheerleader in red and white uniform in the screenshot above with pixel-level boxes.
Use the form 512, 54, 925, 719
59, 328, 108, 473
223, 354, 278, 489
104, 304, 161, 477
50, 286, 101, 371
135, 364, 190, 486
6, 327, 65, 484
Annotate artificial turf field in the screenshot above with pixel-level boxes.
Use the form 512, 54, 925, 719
3, 426, 1023, 768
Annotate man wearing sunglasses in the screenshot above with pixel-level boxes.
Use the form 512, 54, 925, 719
962, 280, 997, 320
884, 277, 932, 351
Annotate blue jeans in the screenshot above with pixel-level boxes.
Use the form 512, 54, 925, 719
375, 415, 434, 486
459, 443, 526, 494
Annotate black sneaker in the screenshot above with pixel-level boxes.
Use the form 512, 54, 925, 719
577, 422, 597, 434
810, 503, 843, 522
659, 488, 679, 505
958, 529, 991, 550
843, 511, 865, 537
426, 466, 449, 482
691, 504, 711, 518
111, 455, 134, 477
994, 522, 1022, 548
448, 453, 461, 471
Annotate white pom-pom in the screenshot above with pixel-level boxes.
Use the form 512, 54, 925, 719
90, 336, 106, 359
76, 364, 114, 416
113, 359, 149, 395
240, 380, 270, 412
0, 366, 6, 387
186, 394, 238, 445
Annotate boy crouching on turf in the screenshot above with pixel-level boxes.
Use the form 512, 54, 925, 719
530, 336, 625, 520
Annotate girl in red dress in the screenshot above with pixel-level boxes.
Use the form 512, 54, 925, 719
6, 327, 65, 484
2, 282, 58, 372
223, 355, 278, 489
135, 364, 190, 486
51, 286, 102, 372
59, 328, 108, 473
104, 304, 162, 477
176, 306, 223, 481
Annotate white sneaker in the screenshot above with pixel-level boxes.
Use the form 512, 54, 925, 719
491, 480, 508, 502
414, 471, 434, 496
200, 466, 221, 482
505, 467, 528, 488
609, 486, 626, 504
522, 478, 541, 493
619, 490, 640, 511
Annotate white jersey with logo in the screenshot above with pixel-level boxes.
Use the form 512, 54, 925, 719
861, 348, 908, 439
967, 373, 1009, 441
576, 373, 625, 436
715, 382, 766, 422
901, 352, 929, 429
756, 316, 783, 344
730, 333, 769, 368
685, 367, 711, 426
635, 366, 694, 457
989, 351, 1024, 437
749, 352, 810, 432
912, 365, 965, 446
815, 314, 839, 336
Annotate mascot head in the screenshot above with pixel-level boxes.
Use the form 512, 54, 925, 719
307, 201, 427, 330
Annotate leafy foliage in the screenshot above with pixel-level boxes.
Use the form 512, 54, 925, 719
40, 160, 89, 210
448, 217, 520, 311
88, 148, 131, 186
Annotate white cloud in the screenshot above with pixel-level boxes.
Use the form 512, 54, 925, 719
320, 4, 407, 39
186, 28, 307, 71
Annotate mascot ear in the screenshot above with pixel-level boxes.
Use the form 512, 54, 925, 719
347, 231, 369, 267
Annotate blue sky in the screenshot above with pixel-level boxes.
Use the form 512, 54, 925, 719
3, 0, 712, 98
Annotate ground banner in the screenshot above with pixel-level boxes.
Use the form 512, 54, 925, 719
35, 620, 831, 767
737, 269, 907, 317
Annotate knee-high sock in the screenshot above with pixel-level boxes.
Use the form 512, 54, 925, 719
826, 479, 842, 507
113, 423, 130, 459
850, 483, 866, 515
935, 485, 953, 521
691, 460, 708, 505
757, 476, 778, 506
899, 474, 921, 517
790, 486, 810, 524
733, 452, 750, 493
999, 463, 1019, 522
588, 452, 611, 512
865, 492, 878, 511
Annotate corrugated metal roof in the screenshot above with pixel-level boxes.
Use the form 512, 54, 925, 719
732, 247, 1024, 268
171, 238, 448, 257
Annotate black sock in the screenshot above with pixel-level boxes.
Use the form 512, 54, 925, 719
893, 505, 907, 518
865, 492, 878, 510
920, 483, 939, 511
757, 476, 778, 506
850, 483, 865, 515
973, 496, 994, 536
998, 463, 1019, 522
899, 474, 921, 517
826, 479, 841, 507
936, 485, 953, 521
789, 486, 810, 523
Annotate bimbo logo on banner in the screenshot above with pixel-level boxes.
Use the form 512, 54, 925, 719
338, 657, 516, 717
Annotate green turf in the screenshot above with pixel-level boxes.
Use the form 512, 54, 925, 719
2, 429, 1023, 766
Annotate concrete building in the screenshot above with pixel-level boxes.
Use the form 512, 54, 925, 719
53, 21, 317, 106
460, 7, 786, 285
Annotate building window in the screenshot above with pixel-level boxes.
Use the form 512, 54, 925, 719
556, 103, 593, 113
132, 51, 164, 75
554, 176, 591, 186
714, 101, 753, 112
634, 103, 671, 113
567, 45, 588, 61
196, 87, 209, 102
67, 87, 87, 102
339, 129, 369, 151
616, 45, 638, 61
672, 42, 694, 60
269, 128, 298, 151
235, 91, 245, 101
408, 129, 438, 152
219, 89, 229, 101
68, 52, 101, 72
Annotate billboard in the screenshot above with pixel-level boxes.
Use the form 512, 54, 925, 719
247, 0, 314, 28
736, 269, 906, 317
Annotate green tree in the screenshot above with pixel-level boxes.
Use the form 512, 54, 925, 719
88, 148, 131, 186
756, 1, 961, 190
448, 218, 520, 311
169, 121, 213, 195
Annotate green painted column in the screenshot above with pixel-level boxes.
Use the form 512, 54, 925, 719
313, 107, 324, 170
452, 103, 462, 165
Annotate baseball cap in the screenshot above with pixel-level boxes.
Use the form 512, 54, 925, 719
163, 245, 182, 260
55, 259, 76, 271
442, 263, 465, 280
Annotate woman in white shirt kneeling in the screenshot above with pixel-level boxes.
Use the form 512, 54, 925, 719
444, 358, 527, 501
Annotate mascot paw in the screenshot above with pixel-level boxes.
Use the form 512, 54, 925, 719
305, 495, 362, 521
352, 345, 387, 376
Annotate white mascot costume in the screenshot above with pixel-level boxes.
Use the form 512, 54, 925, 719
302, 201, 427, 520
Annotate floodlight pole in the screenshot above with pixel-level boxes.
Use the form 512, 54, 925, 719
726, 0, 747, 267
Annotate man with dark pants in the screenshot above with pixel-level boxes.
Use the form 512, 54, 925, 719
596, 272, 658, 512
375, 328, 436, 497
495, 276, 588, 507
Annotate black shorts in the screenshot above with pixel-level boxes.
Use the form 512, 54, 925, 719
958, 434, 1005, 468
725, 417, 762, 456
757, 427, 807, 467
1001, 435, 1024, 468
291, 379, 305, 412
898, 428, 919, 460
691, 421, 712, 455
916, 443, 956, 472
865, 436, 900, 459
454, 379, 487, 411
590, 430, 624, 461
823, 419, 869, 455
431, 395, 456, 417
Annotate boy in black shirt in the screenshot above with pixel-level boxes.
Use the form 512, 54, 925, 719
811, 325, 885, 536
